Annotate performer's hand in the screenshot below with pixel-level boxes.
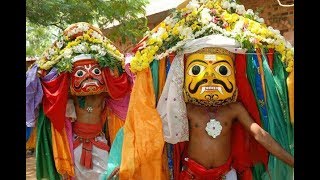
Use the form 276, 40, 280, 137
37, 69, 47, 77
107, 166, 120, 180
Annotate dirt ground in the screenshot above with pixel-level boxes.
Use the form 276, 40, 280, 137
26, 155, 37, 180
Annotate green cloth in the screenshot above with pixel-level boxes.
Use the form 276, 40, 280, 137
100, 128, 124, 180
246, 51, 269, 131
273, 52, 294, 155
261, 50, 293, 180
150, 60, 159, 103
36, 106, 61, 180
246, 51, 269, 180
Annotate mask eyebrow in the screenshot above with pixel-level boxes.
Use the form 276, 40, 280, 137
187, 59, 208, 68
213, 60, 231, 66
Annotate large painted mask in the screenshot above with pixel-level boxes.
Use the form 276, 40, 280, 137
184, 47, 238, 106
70, 58, 107, 96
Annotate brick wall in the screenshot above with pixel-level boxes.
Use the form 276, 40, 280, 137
240, 0, 294, 45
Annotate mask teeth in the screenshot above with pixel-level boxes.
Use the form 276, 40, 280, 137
200, 86, 224, 94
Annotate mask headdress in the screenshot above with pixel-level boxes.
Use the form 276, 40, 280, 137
37, 22, 125, 74
36, 22, 130, 98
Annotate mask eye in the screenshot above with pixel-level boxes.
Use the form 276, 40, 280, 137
215, 65, 231, 76
188, 64, 206, 76
75, 70, 86, 77
92, 67, 101, 75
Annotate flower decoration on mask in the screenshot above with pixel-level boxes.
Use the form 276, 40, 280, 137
37, 22, 125, 73
130, 0, 294, 73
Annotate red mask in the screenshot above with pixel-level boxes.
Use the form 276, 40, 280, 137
70, 59, 107, 96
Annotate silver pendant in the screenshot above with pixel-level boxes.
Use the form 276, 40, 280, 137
86, 106, 93, 113
205, 118, 222, 138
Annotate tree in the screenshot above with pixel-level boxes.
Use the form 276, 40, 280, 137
26, 0, 150, 56
26, 20, 61, 57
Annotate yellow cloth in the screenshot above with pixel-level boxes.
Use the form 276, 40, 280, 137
26, 126, 37, 150
287, 67, 294, 125
51, 123, 75, 177
107, 107, 125, 145
120, 68, 168, 180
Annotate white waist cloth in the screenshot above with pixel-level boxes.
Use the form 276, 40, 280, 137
73, 135, 109, 180
225, 168, 237, 180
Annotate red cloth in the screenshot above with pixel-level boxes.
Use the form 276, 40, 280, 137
103, 68, 131, 100
266, 49, 274, 71
180, 156, 232, 180
73, 122, 110, 169
41, 73, 69, 132
233, 54, 269, 179
174, 142, 188, 180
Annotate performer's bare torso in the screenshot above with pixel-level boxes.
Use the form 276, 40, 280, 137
187, 102, 237, 169
73, 93, 107, 124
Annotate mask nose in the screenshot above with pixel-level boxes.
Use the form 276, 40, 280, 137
203, 68, 216, 78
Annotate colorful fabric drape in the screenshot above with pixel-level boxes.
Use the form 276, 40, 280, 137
246, 52, 269, 132
36, 107, 61, 180
26, 64, 43, 127
261, 50, 293, 180
234, 54, 269, 179
65, 118, 75, 171
51, 121, 75, 177
119, 68, 168, 180
272, 52, 293, 150
100, 128, 124, 180
158, 57, 167, 100
105, 93, 131, 121
266, 49, 274, 72
151, 60, 160, 101
41, 73, 69, 132
103, 68, 131, 100
106, 107, 125, 144
287, 68, 294, 124
26, 126, 37, 150
26, 127, 33, 141
166, 56, 171, 76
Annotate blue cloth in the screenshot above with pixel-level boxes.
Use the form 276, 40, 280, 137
26, 127, 33, 142
246, 52, 269, 131
166, 56, 171, 78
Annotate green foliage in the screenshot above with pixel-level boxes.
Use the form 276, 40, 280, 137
26, 21, 61, 57
27, 0, 150, 44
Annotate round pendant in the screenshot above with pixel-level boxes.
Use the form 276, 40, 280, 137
205, 118, 222, 138
86, 106, 93, 113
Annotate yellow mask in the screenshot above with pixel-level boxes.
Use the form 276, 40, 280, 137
184, 47, 238, 106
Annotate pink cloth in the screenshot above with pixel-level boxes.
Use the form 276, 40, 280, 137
105, 93, 130, 120
65, 118, 75, 180
65, 118, 74, 165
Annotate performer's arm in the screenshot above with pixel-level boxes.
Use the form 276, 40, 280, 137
234, 102, 294, 167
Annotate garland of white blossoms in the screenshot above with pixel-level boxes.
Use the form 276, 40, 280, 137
37, 22, 124, 73
130, 0, 294, 73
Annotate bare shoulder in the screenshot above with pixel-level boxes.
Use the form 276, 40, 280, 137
223, 102, 247, 120
226, 102, 245, 112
